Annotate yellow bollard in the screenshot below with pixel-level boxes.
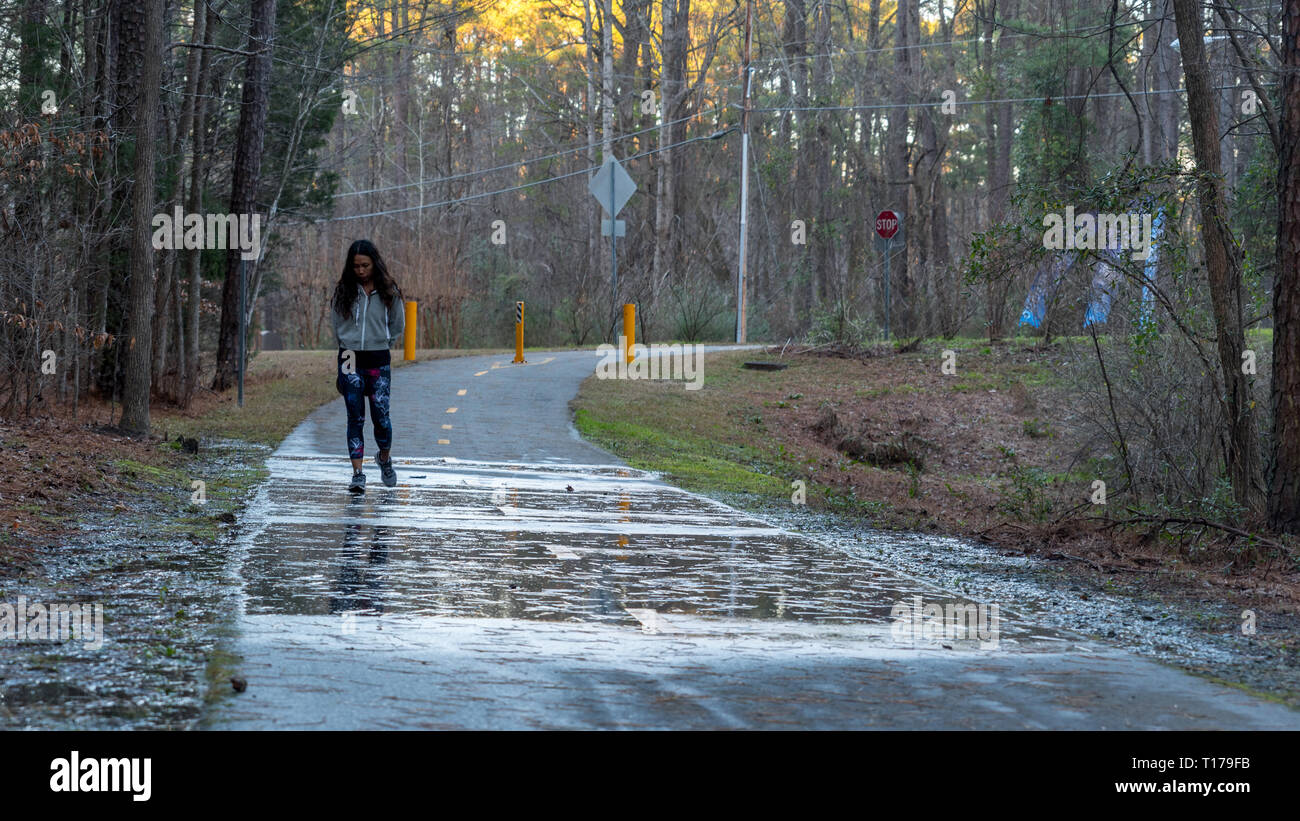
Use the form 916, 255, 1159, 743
513, 301, 526, 363
623, 303, 635, 364
404, 300, 417, 361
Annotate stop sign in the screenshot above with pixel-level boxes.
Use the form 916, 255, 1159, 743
875, 210, 900, 240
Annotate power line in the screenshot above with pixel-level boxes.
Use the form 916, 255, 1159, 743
325, 5, 1275, 192
313, 7, 1278, 221
322, 127, 735, 222
751, 83, 1271, 115
317, 79, 1270, 222
333, 105, 724, 198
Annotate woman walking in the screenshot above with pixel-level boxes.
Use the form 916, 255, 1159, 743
332, 239, 405, 493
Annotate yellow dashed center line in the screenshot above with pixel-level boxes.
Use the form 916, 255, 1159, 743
441, 424, 453, 430
438, 439, 450, 445
457, 389, 467, 396
474, 370, 488, 376
446, 407, 457, 413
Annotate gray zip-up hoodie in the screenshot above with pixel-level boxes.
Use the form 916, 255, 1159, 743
333, 286, 405, 350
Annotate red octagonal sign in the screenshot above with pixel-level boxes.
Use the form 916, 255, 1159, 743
875, 210, 900, 240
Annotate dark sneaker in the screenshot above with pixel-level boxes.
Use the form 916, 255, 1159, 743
349, 472, 366, 494
378, 456, 397, 487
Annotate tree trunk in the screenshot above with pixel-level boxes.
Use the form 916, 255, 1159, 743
1172, 0, 1258, 508
783, 0, 810, 318
183, 0, 217, 406
924, 0, 953, 280
1270, 0, 1300, 532
153, 0, 204, 398
119, 0, 163, 434
212, 0, 278, 391
584, 0, 600, 302
886, 0, 912, 334
811, 0, 833, 309
653, 0, 688, 304
600, 0, 616, 329
982, 0, 1015, 340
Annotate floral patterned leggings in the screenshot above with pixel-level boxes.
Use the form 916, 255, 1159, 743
337, 357, 392, 460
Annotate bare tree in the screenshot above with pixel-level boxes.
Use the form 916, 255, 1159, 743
1172, 0, 1258, 507
213, 0, 278, 391
1271, 0, 1300, 532
119, 0, 164, 434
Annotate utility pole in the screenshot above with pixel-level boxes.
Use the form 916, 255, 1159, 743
736, 0, 753, 343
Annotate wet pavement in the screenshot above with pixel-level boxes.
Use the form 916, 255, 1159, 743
206, 351, 1300, 729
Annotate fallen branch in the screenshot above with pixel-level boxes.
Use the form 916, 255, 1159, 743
975, 520, 1029, 535
1047, 551, 1105, 572
1108, 514, 1295, 558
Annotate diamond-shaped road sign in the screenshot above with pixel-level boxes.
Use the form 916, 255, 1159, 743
589, 156, 636, 218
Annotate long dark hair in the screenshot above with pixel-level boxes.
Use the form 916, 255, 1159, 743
332, 239, 400, 318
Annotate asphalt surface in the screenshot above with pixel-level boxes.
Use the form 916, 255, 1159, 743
205, 349, 1300, 729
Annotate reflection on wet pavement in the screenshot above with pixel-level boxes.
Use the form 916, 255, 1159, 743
240, 454, 1061, 649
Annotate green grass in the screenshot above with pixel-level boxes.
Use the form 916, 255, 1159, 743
572, 350, 905, 519
1023, 418, 1052, 438
113, 458, 183, 482
201, 640, 244, 713
952, 372, 1000, 392
854, 383, 920, 399
574, 409, 789, 498
109, 456, 268, 541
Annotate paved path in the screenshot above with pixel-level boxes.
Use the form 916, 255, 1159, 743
206, 350, 1300, 729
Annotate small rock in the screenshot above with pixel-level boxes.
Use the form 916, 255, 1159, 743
565, 485, 575, 492
230, 676, 247, 693
212, 511, 236, 524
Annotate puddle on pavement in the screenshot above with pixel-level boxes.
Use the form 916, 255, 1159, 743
0, 446, 1085, 731
238, 455, 1069, 650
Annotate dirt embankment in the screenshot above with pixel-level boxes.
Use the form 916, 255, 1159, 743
742, 344, 1296, 604
0, 353, 319, 571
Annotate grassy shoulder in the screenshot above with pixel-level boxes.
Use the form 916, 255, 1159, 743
572, 367, 795, 500
572, 340, 1071, 523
